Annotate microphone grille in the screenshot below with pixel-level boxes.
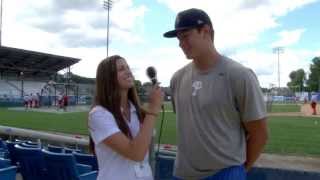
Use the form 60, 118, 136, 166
146, 66, 156, 79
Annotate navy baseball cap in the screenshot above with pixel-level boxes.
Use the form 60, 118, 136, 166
163, 8, 212, 38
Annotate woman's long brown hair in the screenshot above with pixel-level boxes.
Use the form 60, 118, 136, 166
88, 55, 144, 154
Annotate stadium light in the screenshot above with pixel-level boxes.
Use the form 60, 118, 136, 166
273, 47, 284, 90
103, 0, 113, 57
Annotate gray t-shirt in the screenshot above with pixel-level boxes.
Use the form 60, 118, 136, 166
170, 56, 267, 179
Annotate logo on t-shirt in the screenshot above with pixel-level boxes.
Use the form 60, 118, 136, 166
192, 81, 202, 96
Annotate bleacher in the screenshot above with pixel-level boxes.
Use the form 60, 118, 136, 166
8, 80, 46, 95
0, 80, 20, 98
0, 138, 98, 180
0, 80, 47, 97
0, 46, 81, 107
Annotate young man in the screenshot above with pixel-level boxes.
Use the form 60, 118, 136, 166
163, 8, 268, 180
311, 93, 317, 115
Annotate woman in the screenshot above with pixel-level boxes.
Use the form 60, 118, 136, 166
88, 55, 163, 180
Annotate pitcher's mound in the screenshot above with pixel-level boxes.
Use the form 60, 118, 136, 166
301, 103, 320, 116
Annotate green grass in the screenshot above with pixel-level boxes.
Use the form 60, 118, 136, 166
1, 106, 320, 157
155, 113, 320, 157
270, 104, 300, 112
162, 102, 174, 111
264, 116, 320, 156
0, 108, 89, 135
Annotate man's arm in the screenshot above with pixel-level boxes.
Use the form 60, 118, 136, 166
243, 118, 268, 171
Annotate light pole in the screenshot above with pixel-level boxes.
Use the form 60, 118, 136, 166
304, 72, 308, 92
0, 0, 4, 46
273, 47, 284, 90
103, 0, 113, 57
20, 71, 24, 98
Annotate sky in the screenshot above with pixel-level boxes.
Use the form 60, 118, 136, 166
1, 0, 320, 88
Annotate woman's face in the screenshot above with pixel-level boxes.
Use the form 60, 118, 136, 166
116, 58, 134, 90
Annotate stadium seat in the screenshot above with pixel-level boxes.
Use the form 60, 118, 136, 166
64, 147, 82, 154
25, 141, 40, 146
0, 139, 7, 149
14, 144, 47, 180
13, 139, 25, 143
155, 154, 175, 180
247, 167, 320, 180
42, 149, 97, 180
47, 144, 64, 153
0, 140, 10, 160
0, 166, 17, 180
156, 150, 176, 157
0, 152, 10, 160
20, 142, 40, 148
247, 167, 267, 180
73, 152, 99, 171
5, 141, 21, 166
0, 158, 11, 168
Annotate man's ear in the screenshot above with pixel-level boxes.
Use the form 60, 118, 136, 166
201, 25, 211, 36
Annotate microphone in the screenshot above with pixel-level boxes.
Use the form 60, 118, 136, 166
146, 67, 165, 164
146, 66, 158, 85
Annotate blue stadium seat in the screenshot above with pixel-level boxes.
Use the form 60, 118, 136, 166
14, 144, 47, 180
247, 167, 267, 180
5, 141, 21, 166
73, 152, 99, 171
25, 141, 39, 146
156, 150, 176, 157
0, 158, 11, 168
155, 154, 175, 180
0, 141, 10, 159
64, 147, 82, 154
0, 166, 17, 180
0, 139, 7, 149
247, 167, 320, 180
47, 144, 64, 153
0, 151, 10, 159
20, 142, 40, 148
42, 149, 97, 180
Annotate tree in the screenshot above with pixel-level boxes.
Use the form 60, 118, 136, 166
261, 88, 270, 93
307, 57, 320, 92
134, 80, 144, 95
54, 73, 95, 84
287, 69, 305, 92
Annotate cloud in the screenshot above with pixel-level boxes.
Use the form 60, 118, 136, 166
271, 29, 306, 47
2, 0, 319, 89
54, 46, 107, 78
59, 28, 106, 48
231, 49, 275, 77
239, 0, 271, 9
230, 48, 318, 87
4, 0, 147, 49
157, 0, 317, 49
51, 0, 100, 11
116, 46, 189, 86
117, 46, 319, 88
111, 0, 148, 30
155, 0, 318, 87
32, 17, 80, 33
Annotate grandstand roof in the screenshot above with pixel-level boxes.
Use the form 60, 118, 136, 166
0, 46, 80, 77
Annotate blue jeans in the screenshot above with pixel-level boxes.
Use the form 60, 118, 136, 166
173, 165, 246, 180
